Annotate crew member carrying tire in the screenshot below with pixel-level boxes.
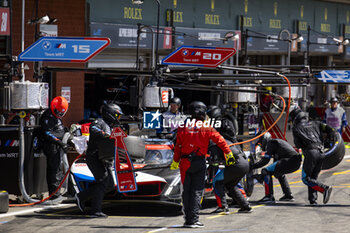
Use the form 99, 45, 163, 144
290, 107, 335, 205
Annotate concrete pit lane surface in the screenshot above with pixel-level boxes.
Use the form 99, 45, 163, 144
1, 150, 350, 233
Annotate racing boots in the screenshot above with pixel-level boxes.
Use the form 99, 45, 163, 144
211, 206, 230, 215
258, 195, 275, 203
279, 194, 295, 202
194, 222, 204, 227
238, 205, 253, 213
323, 186, 333, 204
75, 193, 86, 213
89, 212, 108, 218
309, 200, 318, 206
183, 221, 204, 228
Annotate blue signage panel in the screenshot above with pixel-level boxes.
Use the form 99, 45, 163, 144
315, 70, 350, 83
18, 37, 110, 62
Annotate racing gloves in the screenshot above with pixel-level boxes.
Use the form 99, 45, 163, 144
58, 140, 69, 153
170, 160, 179, 170
225, 151, 236, 166
103, 130, 111, 138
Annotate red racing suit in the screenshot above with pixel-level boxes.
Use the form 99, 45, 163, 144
173, 122, 231, 184
173, 120, 231, 224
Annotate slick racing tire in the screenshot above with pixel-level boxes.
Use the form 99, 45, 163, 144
322, 132, 345, 170
242, 153, 256, 197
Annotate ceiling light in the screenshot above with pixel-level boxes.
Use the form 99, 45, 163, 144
132, 0, 144, 4
38, 15, 49, 24
232, 34, 240, 41
296, 36, 304, 43
28, 15, 57, 25
333, 38, 342, 44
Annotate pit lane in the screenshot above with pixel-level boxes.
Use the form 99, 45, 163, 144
1, 152, 350, 233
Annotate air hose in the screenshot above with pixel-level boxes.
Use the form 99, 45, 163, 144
228, 94, 286, 148
11, 153, 172, 206
278, 74, 292, 139
228, 74, 292, 147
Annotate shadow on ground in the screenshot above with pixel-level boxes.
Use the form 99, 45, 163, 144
16, 200, 183, 220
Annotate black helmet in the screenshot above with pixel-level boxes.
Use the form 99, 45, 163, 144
101, 103, 124, 126
169, 97, 181, 106
207, 105, 222, 119
330, 97, 339, 103
189, 101, 207, 121
289, 107, 308, 124
289, 107, 302, 122
258, 131, 272, 151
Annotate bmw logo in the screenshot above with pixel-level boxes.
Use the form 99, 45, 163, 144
42, 41, 52, 51
182, 49, 189, 57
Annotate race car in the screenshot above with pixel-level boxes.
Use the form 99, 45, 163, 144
66, 124, 257, 205
67, 127, 183, 204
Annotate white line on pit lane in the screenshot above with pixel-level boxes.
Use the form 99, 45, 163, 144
147, 225, 183, 233
0, 204, 72, 219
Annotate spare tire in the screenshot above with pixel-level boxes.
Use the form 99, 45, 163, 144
242, 152, 256, 197
322, 132, 345, 170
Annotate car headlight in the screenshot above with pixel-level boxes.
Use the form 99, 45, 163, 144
145, 149, 173, 165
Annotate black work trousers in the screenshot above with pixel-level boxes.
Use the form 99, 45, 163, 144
223, 155, 250, 208
302, 149, 328, 203
264, 154, 302, 196
43, 143, 64, 197
77, 151, 114, 213
182, 158, 206, 224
